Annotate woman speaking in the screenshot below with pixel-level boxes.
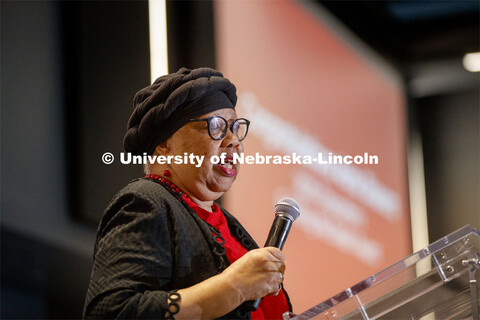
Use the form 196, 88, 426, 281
83, 68, 291, 319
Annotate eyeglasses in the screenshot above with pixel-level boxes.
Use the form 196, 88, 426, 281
187, 116, 250, 141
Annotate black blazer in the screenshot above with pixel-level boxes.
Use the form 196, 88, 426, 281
83, 178, 291, 319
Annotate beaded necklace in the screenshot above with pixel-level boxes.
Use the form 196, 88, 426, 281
145, 173, 185, 195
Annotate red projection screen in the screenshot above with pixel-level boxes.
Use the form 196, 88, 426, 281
214, 0, 412, 313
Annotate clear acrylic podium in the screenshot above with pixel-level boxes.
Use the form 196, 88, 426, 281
283, 225, 480, 320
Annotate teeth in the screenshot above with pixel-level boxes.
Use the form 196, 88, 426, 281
221, 162, 233, 169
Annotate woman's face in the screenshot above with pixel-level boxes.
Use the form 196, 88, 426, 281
160, 108, 244, 202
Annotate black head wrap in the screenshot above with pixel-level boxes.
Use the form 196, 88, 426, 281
124, 67, 237, 155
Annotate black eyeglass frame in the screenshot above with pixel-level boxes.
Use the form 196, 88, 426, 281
187, 116, 250, 141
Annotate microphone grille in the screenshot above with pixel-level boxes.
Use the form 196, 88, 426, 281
274, 198, 300, 221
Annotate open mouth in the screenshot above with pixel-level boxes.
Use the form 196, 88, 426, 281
219, 155, 234, 169
215, 155, 236, 177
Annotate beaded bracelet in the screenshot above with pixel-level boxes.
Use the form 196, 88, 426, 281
166, 291, 181, 320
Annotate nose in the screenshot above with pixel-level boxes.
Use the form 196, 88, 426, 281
221, 127, 242, 151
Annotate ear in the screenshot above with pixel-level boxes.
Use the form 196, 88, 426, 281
154, 140, 170, 155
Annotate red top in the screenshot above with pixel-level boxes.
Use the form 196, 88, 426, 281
183, 196, 290, 320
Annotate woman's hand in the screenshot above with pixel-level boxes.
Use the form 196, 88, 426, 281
173, 247, 285, 319
221, 247, 285, 302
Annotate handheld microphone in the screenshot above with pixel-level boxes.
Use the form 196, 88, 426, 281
245, 198, 300, 312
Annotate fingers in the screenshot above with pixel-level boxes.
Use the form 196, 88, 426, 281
263, 247, 284, 261
246, 248, 284, 271
268, 248, 286, 280
260, 248, 285, 272
268, 270, 284, 297
274, 257, 285, 296
261, 248, 285, 296
222, 247, 287, 301
261, 247, 285, 285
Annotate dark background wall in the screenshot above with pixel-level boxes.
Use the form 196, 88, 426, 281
1, 1, 478, 318
61, 1, 151, 225
1, 1, 150, 318
418, 90, 479, 241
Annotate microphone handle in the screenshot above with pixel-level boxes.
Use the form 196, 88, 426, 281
264, 216, 292, 250
244, 298, 262, 312
244, 216, 292, 312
